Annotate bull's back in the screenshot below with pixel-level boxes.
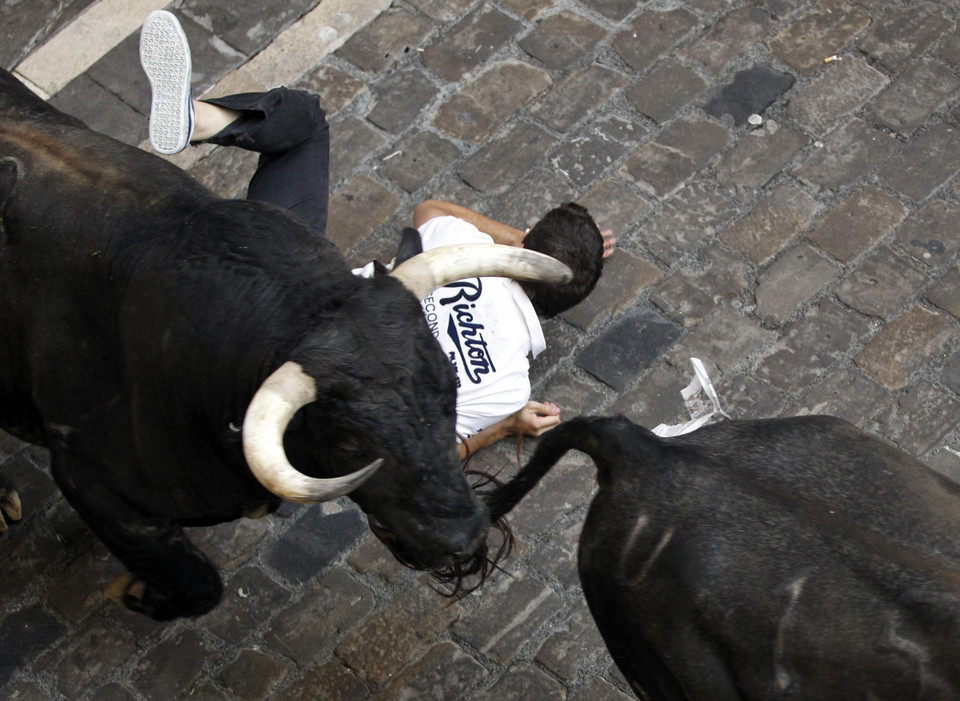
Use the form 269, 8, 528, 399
576, 416, 960, 699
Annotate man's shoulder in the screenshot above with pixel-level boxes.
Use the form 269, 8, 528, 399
419, 216, 493, 250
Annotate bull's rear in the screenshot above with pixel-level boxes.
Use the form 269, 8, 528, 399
488, 415, 960, 700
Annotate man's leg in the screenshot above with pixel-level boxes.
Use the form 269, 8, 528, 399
140, 11, 330, 235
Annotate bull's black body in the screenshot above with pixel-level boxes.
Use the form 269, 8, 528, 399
488, 415, 960, 700
0, 69, 486, 619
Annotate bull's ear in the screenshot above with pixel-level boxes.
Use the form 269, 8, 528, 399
394, 227, 423, 267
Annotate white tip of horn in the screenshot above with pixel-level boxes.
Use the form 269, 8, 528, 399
243, 361, 382, 502
390, 243, 572, 299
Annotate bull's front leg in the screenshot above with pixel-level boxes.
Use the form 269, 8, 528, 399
50, 452, 223, 620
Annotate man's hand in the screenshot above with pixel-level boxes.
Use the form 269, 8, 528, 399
602, 229, 617, 259
508, 401, 561, 437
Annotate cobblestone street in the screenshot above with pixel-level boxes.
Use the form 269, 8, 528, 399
3, 0, 960, 698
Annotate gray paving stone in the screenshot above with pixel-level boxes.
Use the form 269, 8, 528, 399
576, 308, 682, 391
755, 243, 839, 324
336, 582, 464, 684
192, 515, 273, 571
46, 546, 118, 624
720, 185, 819, 265
2, 0, 96, 69
717, 375, 787, 419
621, 117, 731, 198
785, 58, 889, 138
330, 116, 390, 184
218, 648, 288, 700
716, 124, 809, 196
264, 567, 375, 668
508, 452, 594, 536
569, 677, 636, 701
129, 628, 221, 701
535, 601, 606, 681
926, 449, 960, 486
376, 130, 460, 193
0, 604, 67, 688
562, 249, 661, 332
937, 30, 960, 64
518, 10, 606, 70
327, 176, 401, 253
526, 520, 581, 590
586, 0, 639, 22
806, 187, 908, 263
202, 567, 292, 645
262, 506, 366, 586
432, 59, 552, 143
500, 0, 559, 21
703, 64, 794, 127
372, 642, 486, 701
651, 245, 749, 326
877, 123, 960, 201
531, 63, 630, 133
474, 663, 565, 700
894, 199, 960, 270
942, 347, 960, 394
335, 8, 435, 73
490, 166, 578, 230
926, 267, 960, 320
666, 306, 773, 375
530, 317, 582, 386
405, 0, 475, 23
768, 0, 871, 75
755, 300, 873, 394
835, 246, 931, 320
538, 371, 606, 418
611, 8, 699, 72
641, 180, 738, 266
792, 117, 897, 193
40, 616, 137, 699
875, 380, 960, 456
346, 536, 410, 585
607, 366, 689, 427
276, 661, 370, 701
551, 116, 646, 186
420, 5, 522, 82
791, 368, 889, 427
182, 0, 317, 56
367, 67, 439, 133
858, 3, 956, 72
579, 179, 654, 243
453, 573, 564, 664
868, 58, 960, 135
294, 65, 367, 118
855, 305, 955, 389
188, 145, 259, 200
461, 121, 557, 193
625, 61, 707, 126
49, 74, 145, 146
680, 5, 778, 74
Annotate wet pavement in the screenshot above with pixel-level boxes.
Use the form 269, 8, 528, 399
3, 0, 960, 698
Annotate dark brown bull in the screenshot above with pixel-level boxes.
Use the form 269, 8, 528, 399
0, 68, 570, 620
487, 415, 960, 700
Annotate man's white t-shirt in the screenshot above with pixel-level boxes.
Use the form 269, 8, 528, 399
418, 216, 545, 439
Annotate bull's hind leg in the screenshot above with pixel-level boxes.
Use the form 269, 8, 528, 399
0, 472, 22, 532
50, 452, 222, 620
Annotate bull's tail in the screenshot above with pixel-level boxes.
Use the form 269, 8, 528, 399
484, 415, 630, 520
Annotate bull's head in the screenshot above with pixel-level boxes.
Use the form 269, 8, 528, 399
242, 244, 571, 572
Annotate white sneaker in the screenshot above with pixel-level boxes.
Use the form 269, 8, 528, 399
140, 10, 194, 154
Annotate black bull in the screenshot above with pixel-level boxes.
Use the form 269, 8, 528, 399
486, 415, 960, 700
0, 69, 569, 620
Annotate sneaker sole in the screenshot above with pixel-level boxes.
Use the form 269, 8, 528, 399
140, 11, 192, 155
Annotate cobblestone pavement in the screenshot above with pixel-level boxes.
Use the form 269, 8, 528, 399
4, 0, 960, 698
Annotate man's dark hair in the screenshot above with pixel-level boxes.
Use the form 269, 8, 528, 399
520, 202, 604, 317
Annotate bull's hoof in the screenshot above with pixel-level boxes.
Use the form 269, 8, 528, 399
105, 571, 148, 610
105, 567, 222, 620
0, 482, 22, 533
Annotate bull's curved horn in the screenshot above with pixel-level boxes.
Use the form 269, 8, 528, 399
242, 361, 382, 503
389, 243, 573, 299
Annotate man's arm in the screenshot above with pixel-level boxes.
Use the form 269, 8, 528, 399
414, 200, 526, 248
457, 401, 561, 460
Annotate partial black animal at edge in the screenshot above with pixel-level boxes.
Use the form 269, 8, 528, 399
0, 68, 572, 620
485, 414, 960, 701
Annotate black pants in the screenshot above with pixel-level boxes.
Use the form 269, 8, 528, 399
201, 88, 330, 236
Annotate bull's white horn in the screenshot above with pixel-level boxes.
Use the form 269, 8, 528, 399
242, 361, 382, 503
389, 243, 573, 300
